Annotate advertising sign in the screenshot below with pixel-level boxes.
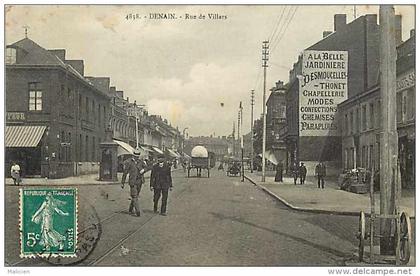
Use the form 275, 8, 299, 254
299, 50, 348, 136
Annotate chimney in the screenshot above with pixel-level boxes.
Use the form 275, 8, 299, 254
334, 14, 347, 32
48, 49, 66, 61
395, 14, 402, 45
65, 60, 84, 76
85, 77, 110, 94
109, 86, 116, 95
410, 29, 415, 38
116, 91, 124, 98
323, 31, 332, 38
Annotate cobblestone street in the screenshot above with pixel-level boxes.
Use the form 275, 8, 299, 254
6, 169, 361, 266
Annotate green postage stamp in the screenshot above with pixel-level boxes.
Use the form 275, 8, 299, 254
19, 188, 78, 258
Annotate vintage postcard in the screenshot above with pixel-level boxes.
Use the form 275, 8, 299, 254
3, 2, 416, 271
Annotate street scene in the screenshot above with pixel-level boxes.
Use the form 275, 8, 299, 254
3, 4, 416, 268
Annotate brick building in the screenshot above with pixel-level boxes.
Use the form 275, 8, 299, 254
338, 31, 415, 188
281, 14, 401, 175
5, 38, 110, 178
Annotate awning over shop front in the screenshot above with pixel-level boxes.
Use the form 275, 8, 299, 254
152, 146, 164, 155
141, 145, 155, 153
166, 148, 179, 158
113, 140, 147, 157
6, 125, 47, 147
257, 151, 278, 165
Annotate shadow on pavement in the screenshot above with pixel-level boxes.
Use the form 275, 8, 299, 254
209, 211, 352, 260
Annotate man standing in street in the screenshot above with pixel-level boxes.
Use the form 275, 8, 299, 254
299, 162, 307, 185
150, 155, 173, 216
121, 149, 147, 217
315, 161, 327, 189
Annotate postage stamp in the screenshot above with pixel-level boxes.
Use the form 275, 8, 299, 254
19, 188, 78, 258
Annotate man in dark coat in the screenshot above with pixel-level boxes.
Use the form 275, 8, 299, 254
274, 161, 283, 182
299, 162, 307, 185
150, 155, 173, 216
315, 161, 327, 189
121, 150, 148, 217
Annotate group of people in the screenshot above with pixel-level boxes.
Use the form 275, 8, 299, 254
121, 151, 173, 217
274, 161, 327, 189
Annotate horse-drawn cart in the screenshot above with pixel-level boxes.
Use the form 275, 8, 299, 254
187, 145, 210, 178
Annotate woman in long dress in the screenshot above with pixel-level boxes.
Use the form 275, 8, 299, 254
31, 192, 69, 250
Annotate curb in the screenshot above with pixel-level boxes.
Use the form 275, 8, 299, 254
5, 168, 182, 187
245, 175, 384, 217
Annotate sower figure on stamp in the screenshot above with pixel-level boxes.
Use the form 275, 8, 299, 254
315, 161, 326, 189
299, 162, 307, 185
150, 155, 173, 216
121, 149, 147, 217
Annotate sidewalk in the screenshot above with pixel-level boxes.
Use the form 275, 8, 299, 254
245, 172, 415, 218
4, 171, 152, 186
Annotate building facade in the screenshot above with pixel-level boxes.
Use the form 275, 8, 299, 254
266, 81, 288, 166
6, 38, 110, 178
281, 13, 403, 175
338, 31, 415, 188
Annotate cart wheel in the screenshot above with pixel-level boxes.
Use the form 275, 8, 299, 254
358, 211, 366, 262
399, 212, 411, 264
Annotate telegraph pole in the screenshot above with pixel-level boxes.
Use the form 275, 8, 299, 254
262, 40, 269, 182
379, 5, 400, 255
250, 90, 255, 173
240, 101, 244, 182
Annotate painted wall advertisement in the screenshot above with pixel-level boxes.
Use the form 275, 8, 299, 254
299, 50, 348, 136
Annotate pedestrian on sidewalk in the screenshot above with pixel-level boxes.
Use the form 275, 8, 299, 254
292, 162, 299, 185
11, 161, 22, 185
315, 161, 326, 189
299, 162, 307, 185
274, 161, 283, 182
121, 149, 147, 217
150, 155, 173, 216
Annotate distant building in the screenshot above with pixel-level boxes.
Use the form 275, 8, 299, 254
184, 136, 230, 160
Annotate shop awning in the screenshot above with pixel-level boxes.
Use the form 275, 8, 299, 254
257, 151, 278, 165
140, 145, 155, 153
152, 146, 164, 154
6, 125, 47, 147
113, 140, 147, 157
166, 148, 179, 158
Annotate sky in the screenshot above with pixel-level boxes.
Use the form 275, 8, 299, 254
5, 4, 415, 137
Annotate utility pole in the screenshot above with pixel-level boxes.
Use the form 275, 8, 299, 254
240, 101, 244, 182
379, 5, 400, 255
262, 40, 269, 182
250, 90, 255, 173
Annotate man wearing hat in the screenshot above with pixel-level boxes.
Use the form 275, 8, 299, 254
150, 155, 173, 216
121, 149, 147, 217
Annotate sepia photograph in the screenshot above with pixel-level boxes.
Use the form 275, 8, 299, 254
2, 1, 416, 271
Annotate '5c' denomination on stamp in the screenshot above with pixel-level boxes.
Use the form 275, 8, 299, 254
19, 188, 78, 258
